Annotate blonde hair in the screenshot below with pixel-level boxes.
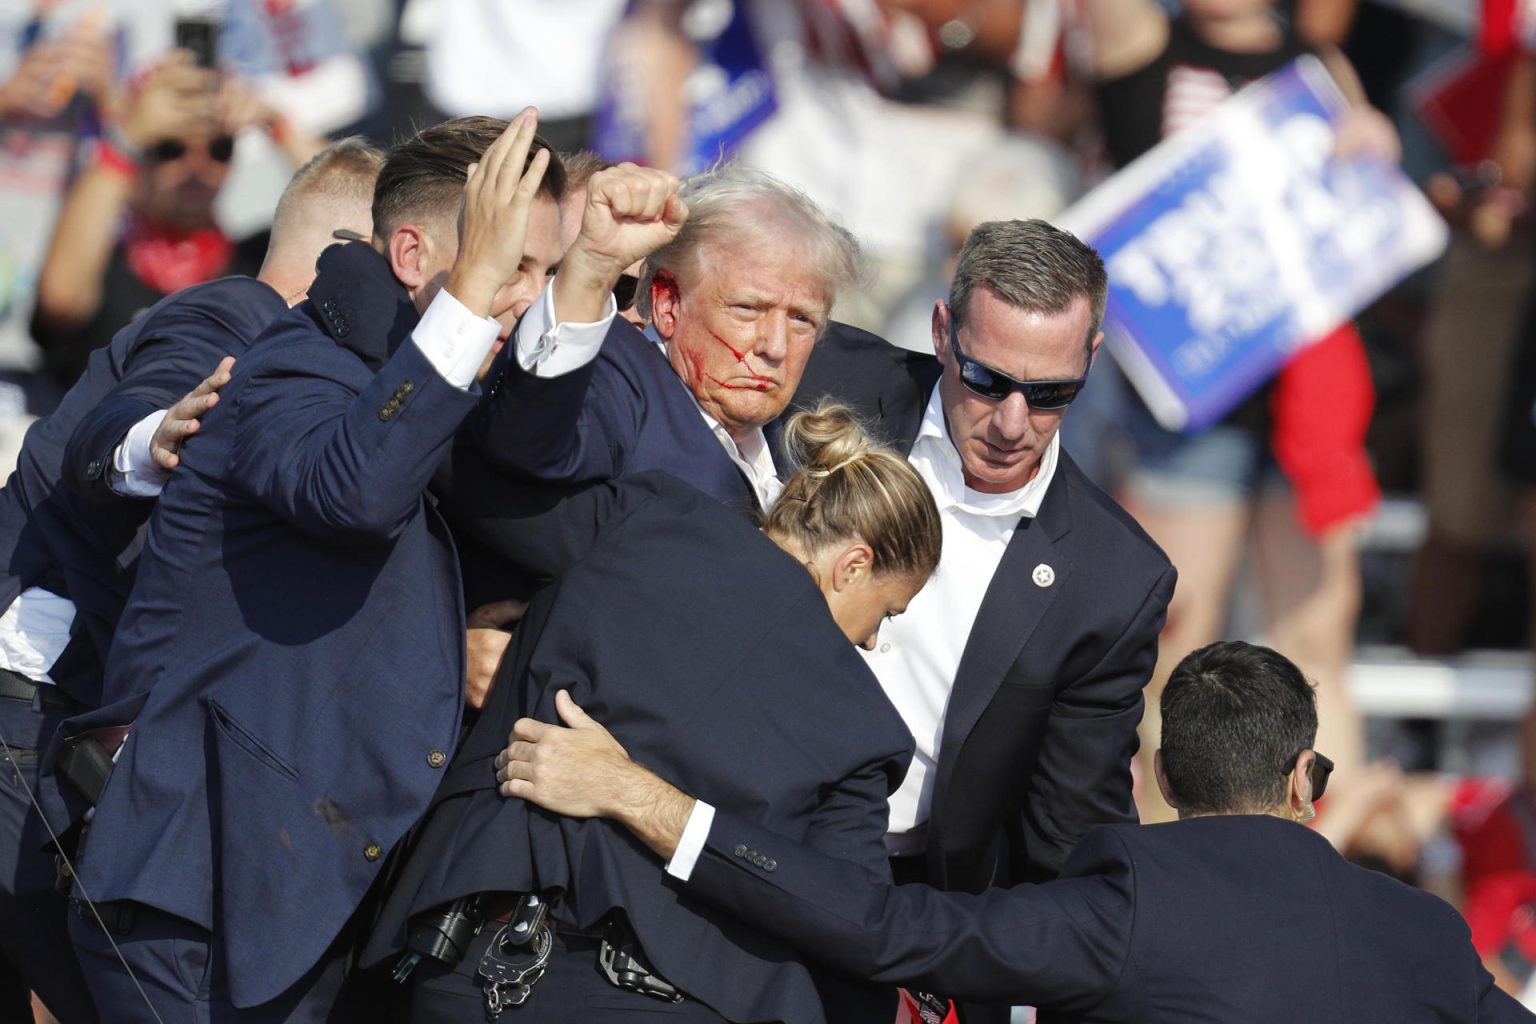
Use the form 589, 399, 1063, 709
272, 137, 384, 234
764, 402, 941, 581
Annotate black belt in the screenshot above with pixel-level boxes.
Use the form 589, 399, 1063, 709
0, 668, 82, 712
72, 898, 138, 934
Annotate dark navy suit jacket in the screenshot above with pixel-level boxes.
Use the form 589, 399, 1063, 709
58, 245, 469, 1009
472, 319, 764, 514
0, 277, 280, 903
789, 324, 1176, 894
0, 277, 283, 713
366, 470, 914, 1024
687, 811, 1532, 1023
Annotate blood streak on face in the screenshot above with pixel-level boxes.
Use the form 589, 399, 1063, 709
658, 242, 830, 438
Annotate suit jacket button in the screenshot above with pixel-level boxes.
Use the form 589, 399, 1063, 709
378, 406, 394, 422
400, 380, 414, 395
427, 749, 446, 768
363, 842, 382, 862
733, 845, 748, 859
764, 859, 777, 871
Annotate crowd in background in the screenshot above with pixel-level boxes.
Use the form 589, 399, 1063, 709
6, 0, 1536, 1017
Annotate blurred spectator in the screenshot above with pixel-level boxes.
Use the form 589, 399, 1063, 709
30, 51, 323, 390
420, 0, 625, 152
0, 0, 118, 469
1410, 49, 1535, 655
1456, 776, 1536, 1004
1082, 0, 1396, 818
883, 134, 1083, 354
608, 0, 1026, 332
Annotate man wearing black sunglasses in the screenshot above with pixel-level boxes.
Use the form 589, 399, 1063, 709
31, 52, 326, 391
500, 639, 1532, 1024
770, 218, 1174, 1022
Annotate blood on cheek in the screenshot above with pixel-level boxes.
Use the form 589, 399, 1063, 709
698, 330, 769, 391
710, 330, 749, 365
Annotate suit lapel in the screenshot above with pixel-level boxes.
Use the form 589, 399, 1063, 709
930, 467, 1075, 835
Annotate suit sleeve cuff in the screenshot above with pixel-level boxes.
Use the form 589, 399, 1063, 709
514, 279, 616, 377
412, 288, 502, 389
664, 799, 716, 882
109, 409, 170, 497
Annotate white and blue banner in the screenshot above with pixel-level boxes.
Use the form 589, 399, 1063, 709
1058, 56, 1447, 433
595, 0, 777, 174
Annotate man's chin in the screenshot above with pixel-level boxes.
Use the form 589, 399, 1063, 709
717, 393, 791, 434
962, 451, 1038, 493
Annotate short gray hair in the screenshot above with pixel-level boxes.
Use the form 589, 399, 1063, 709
637, 165, 862, 321
949, 220, 1107, 348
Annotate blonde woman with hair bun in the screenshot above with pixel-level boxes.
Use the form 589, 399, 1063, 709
366, 402, 940, 1024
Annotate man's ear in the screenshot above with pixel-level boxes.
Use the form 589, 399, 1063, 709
1088, 329, 1104, 368
1286, 753, 1316, 823
1153, 749, 1180, 813
931, 301, 952, 363
650, 271, 683, 340
830, 542, 875, 593
386, 224, 430, 290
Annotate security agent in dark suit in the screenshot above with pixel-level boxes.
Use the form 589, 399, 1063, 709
781, 223, 1175, 907
468, 164, 859, 519
367, 405, 941, 1023
778, 223, 1174, 1024
48, 113, 565, 1022
502, 640, 1535, 1024
0, 139, 380, 1024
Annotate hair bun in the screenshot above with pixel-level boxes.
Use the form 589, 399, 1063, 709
783, 401, 873, 479
763, 399, 942, 584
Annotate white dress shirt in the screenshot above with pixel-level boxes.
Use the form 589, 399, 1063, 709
669, 384, 1062, 875
514, 285, 782, 511
0, 588, 76, 684
869, 386, 1059, 853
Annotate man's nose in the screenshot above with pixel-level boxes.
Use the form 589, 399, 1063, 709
753, 314, 790, 364
858, 631, 879, 651
494, 277, 539, 324
990, 391, 1032, 439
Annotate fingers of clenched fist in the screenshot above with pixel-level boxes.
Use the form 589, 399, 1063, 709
574, 163, 688, 272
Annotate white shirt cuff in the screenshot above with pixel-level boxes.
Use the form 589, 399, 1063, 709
413, 288, 503, 389
109, 409, 171, 497
514, 279, 617, 377
663, 799, 716, 882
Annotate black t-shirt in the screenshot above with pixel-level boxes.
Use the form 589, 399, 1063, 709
1095, 19, 1312, 438
33, 230, 269, 391
1097, 17, 1312, 168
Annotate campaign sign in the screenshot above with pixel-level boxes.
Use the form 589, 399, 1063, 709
595, 0, 776, 174
1057, 57, 1447, 432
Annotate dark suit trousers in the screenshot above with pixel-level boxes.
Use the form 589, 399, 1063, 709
0, 698, 98, 1024
409, 928, 728, 1023
69, 899, 367, 1023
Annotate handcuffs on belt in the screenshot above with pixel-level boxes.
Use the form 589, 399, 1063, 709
398, 892, 684, 1017
476, 892, 553, 1016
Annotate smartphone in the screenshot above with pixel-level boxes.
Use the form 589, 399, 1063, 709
175, 15, 220, 69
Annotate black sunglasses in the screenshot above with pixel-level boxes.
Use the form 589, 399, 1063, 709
613, 273, 640, 312
1281, 749, 1334, 801
147, 135, 235, 164
947, 321, 1089, 409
